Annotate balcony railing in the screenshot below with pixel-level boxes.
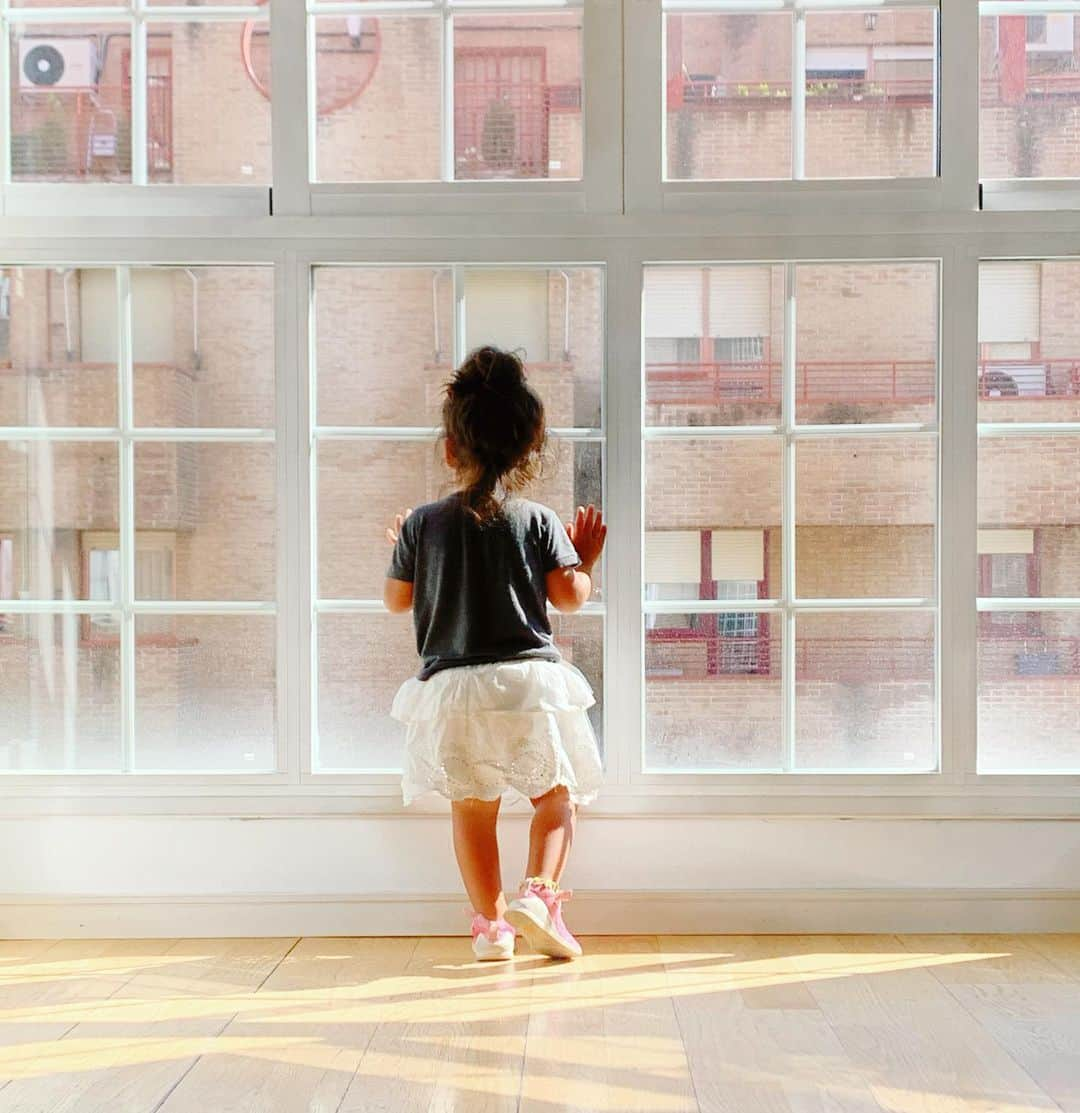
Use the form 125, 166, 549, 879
670, 76, 935, 110
669, 74, 1080, 112
646, 633, 1080, 681
645, 359, 1080, 409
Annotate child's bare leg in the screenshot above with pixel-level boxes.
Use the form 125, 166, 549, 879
451, 797, 506, 920
526, 785, 576, 885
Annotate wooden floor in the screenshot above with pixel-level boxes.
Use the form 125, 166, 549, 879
0, 935, 1078, 1112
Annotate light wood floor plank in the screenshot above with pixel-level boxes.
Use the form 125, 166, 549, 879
0, 935, 1076, 1112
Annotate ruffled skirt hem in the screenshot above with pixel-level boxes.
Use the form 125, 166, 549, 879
392, 660, 602, 806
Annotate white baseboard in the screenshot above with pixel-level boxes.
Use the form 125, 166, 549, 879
2, 889, 1079, 938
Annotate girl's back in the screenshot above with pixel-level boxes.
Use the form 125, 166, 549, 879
389, 494, 579, 680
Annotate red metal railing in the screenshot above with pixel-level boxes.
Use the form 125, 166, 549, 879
672, 76, 934, 110
981, 72, 1080, 107
645, 359, 1080, 408
647, 633, 1080, 681
646, 359, 935, 407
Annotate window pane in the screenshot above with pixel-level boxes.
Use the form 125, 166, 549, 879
796, 436, 936, 599
804, 9, 937, 179
313, 16, 442, 182
11, 27, 132, 182
0, 614, 121, 772
978, 261, 1080, 423
0, 440, 119, 601
134, 613, 275, 772
795, 262, 939, 425
795, 610, 936, 770
316, 612, 416, 772
664, 13, 792, 181
551, 612, 604, 757
980, 13, 1080, 179
132, 267, 275, 428
979, 437, 1080, 598
644, 265, 785, 427
135, 442, 275, 601
318, 437, 601, 600
0, 268, 118, 427
315, 266, 602, 429
155, 21, 272, 185
315, 267, 453, 427
318, 611, 602, 772
454, 13, 582, 181
978, 610, 1080, 772
646, 613, 782, 770
462, 269, 603, 427
645, 438, 782, 602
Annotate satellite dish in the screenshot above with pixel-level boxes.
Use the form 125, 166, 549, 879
241, 0, 382, 118
23, 44, 66, 87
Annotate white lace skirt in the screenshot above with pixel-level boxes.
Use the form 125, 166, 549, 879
391, 659, 603, 806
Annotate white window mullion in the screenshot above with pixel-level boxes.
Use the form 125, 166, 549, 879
781, 261, 797, 771
130, 11, 148, 187
272, 0, 312, 213
626, 0, 663, 206
117, 265, 136, 774
612, 246, 643, 783
791, 9, 806, 181
583, 0, 624, 213
940, 0, 979, 210
276, 253, 300, 780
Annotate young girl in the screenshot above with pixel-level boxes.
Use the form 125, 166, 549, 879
384, 346, 606, 962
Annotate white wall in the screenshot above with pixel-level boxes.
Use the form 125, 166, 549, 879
2, 815, 1078, 936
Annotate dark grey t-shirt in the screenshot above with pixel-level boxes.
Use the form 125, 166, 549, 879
387, 495, 580, 680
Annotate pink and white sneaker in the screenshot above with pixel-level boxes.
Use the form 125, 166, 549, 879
471, 913, 515, 961
505, 878, 582, 959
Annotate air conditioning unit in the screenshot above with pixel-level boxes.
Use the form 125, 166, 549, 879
19, 38, 98, 92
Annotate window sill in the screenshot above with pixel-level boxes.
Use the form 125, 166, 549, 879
0, 184, 270, 220
309, 180, 588, 217
657, 177, 948, 216
981, 179, 1080, 212
0, 780, 1075, 819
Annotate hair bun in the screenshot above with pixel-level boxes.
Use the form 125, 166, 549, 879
472, 346, 525, 390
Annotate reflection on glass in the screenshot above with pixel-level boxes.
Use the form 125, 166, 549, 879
0, 614, 122, 772
795, 610, 936, 770
134, 614, 276, 772
978, 609, 1080, 772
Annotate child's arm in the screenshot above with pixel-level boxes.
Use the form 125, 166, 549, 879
384, 578, 413, 614
384, 509, 415, 614
547, 504, 606, 614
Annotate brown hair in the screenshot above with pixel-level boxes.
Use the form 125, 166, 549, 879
442, 346, 546, 523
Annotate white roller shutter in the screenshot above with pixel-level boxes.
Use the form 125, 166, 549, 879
645, 531, 701, 584
707, 267, 771, 338
465, 270, 549, 361
711, 530, 765, 582
979, 263, 1041, 345
644, 268, 704, 339
806, 47, 868, 72
978, 529, 1035, 555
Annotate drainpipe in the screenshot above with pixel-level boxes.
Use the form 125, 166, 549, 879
61, 269, 75, 361
184, 268, 201, 370
556, 269, 571, 361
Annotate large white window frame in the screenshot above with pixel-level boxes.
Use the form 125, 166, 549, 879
299, 0, 624, 216
640, 258, 941, 777
0, 0, 271, 217
0, 1, 1078, 817
979, 1, 1080, 211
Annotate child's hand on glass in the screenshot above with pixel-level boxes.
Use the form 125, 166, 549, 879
385, 508, 413, 546
567, 504, 607, 574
